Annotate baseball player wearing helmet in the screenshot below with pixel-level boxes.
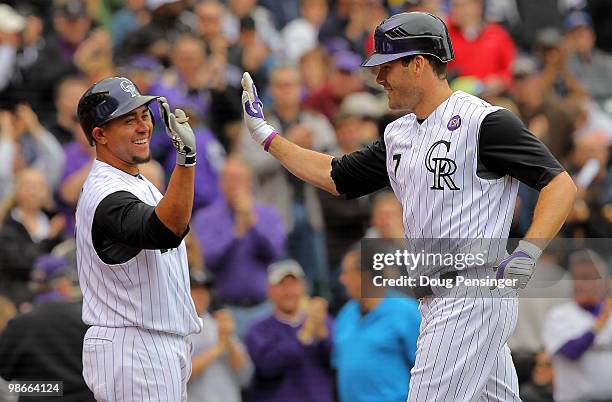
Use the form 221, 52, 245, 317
241, 12, 577, 402
75, 76, 202, 401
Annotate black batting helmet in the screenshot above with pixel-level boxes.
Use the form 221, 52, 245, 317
77, 76, 159, 146
361, 12, 454, 67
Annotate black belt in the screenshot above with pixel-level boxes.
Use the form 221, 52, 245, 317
411, 271, 458, 299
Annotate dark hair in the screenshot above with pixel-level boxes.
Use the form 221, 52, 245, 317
401, 55, 448, 79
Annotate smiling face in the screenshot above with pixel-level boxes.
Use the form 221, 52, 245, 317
375, 58, 424, 112
92, 105, 154, 171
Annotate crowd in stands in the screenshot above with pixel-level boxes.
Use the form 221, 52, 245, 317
1, 0, 612, 401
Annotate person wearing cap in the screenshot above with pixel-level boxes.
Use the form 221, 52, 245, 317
22, 0, 93, 123
241, 10, 575, 402
0, 255, 95, 401
303, 50, 365, 121
74, 76, 201, 401
542, 249, 612, 402
187, 271, 253, 402
333, 248, 420, 402
244, 259, 334, 402
446, 0, 516, 96
564, 10, 612, 100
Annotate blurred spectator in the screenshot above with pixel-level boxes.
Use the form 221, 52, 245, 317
365, 191, 405, 239
188, 271, 253, 402
486, 0, 571, 50
0, 296, 17, 334
259, 0, 300, 30
0, 104, 65, 201
530, 27, 586, 99
519, 350, 555, 402
22, 0, 93, 123
542, 249, 612, 402
57, 123, 94, 238
0, 4, 26, 105
318, 0, 382, 55
193, 156, 286, 338
509, 246, 572, 354
585, 0, 612, 54
298, 47, 330, 95
333, 248, 420, 402
564, 11, 612, 101
303, 50, 364, 120
115, 0, 191, 65
73, 28, 116, 84
138, 159, 165, 192
0, 255, 94, 401
117, 54, 163, 95
509, 57, 575, 163
245, 259, 334, 402
401, 0, 445, 16
566, 131, 612, 237
109, 0, 151, 51
163, 125, 225, 213
242, 65, 336, 293
151, 34, 213, 125
0, 169, 65, 305
47, 76, 89, 145
194, 0, 229, 54
222, 0, 282, 53
447, 0, 516, 96
281, 0, 328, 64
226, 15, 275, 93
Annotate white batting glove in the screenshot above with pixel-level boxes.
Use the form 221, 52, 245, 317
494, 240, 542, 289
241, 72, 277, 146
160, 97, 196, 167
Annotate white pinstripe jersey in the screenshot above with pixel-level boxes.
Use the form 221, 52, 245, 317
385, 91, 519, 266
76, 160, 202, 336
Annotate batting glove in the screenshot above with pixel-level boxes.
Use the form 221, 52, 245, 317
495, 240, 542, 289
160, 97, 196, 167
241, 72, 277, 147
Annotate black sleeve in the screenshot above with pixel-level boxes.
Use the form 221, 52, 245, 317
478, 109, 565, 190
92, 191, 188, 264
330, 139, 390, 199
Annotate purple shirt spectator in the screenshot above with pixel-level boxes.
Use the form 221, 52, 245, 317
245, 315, 334, 402
58, 141, 92, 237
163, 127, 225, 212
193, 201, 286, 302
149, 72, 211, 126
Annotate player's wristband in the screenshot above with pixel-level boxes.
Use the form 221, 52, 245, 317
517, 240, 542, 260
263, 132, 278, 152
176, 152, 196, 167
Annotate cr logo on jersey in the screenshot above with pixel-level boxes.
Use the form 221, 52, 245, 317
425, 140, 460, 190
120, 79, 139, 97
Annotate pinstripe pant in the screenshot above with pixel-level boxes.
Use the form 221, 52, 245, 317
408, 284, 521, 402
82, 326, 193, 402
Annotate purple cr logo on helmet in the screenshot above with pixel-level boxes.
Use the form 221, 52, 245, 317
361, 12, 454, 67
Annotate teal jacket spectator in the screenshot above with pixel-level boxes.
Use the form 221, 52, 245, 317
333, 296, 420, 402
332, 249, 420, 402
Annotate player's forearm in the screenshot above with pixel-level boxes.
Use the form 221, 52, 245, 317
267, 135, 340, 196
524, 171, 576, 249
155, 165, 195, 236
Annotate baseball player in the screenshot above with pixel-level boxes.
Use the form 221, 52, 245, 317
75, 76, 202, 401
241, 12, 577, 402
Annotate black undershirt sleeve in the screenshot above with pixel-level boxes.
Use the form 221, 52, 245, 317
92, 191, 187, 264
330, 139, 390, 199
478, 109, 565, 190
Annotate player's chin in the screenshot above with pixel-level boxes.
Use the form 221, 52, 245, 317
132, 153, 151, 164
